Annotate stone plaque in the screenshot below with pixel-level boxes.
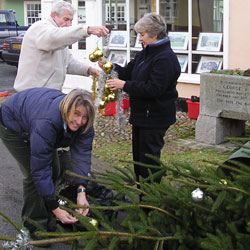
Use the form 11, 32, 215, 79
200, 73, 250, 120
196, 73, 250, 144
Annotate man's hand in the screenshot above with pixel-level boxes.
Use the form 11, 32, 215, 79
52, 207, 78, 224
87, 67, 100, 76
87, 26, 109, 37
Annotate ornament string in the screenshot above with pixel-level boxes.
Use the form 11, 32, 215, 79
2, 228, 33, 250
91, 32, 126, 127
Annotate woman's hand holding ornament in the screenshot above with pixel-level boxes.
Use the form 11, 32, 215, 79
106, 78, 125, 90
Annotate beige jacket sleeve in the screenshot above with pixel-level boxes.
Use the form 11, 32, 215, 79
14, 17, 91, 91
35, 18, 89, 51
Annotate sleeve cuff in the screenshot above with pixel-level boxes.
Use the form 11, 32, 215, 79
45, 199, 59, 211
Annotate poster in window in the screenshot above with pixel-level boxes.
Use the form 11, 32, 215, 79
197, 33, 223, 51
109, 31, 127, 47
168, 32, 188, 50
196, 56, 222, 74
108, 51, 127, 67
177, 55, 188, 73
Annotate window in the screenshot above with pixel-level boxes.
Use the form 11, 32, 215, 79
78, 0, 86, 50
105, 2, 126, 23
78, 0, 86, 23
160, 0, 225, 81
101, 0, 226, 83
24, 1, 41, 26
0, 13, 7, 25
160, 0, 178, 20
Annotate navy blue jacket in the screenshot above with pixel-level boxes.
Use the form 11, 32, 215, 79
116, 38, 180, 128
1, 88, 94, 209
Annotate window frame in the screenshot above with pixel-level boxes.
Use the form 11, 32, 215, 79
24, 1, 41, 26
101, 0, 229, 84
105, 2, 127, 23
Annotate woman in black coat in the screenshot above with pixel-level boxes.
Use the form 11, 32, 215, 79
105, 13, 181, 185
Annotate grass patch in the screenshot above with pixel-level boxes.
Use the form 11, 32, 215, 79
92, 113, 250, 171
161, 148, 230, 169
93, 137, 133, 168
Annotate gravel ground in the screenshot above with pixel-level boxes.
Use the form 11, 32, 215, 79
93, 110, 196, 151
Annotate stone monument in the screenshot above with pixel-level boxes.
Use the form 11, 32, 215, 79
195, 72, 250, 144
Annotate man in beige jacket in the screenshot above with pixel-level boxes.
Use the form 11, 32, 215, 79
14, 0, 109, 92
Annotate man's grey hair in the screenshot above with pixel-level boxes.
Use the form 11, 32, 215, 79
134, 12, 167, 40
51, 1, 76, 16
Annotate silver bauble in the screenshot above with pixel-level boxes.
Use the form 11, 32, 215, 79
191, 188, 204, 202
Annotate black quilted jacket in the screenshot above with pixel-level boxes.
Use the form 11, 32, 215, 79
116, 38, 181, 128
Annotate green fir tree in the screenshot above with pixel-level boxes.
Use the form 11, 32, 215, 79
1, 140, 250, 250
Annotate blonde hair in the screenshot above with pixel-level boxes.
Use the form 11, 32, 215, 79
59, 89, 95, 133
134, 12, 167, 40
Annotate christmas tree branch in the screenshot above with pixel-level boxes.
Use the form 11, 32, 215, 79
28, 236, 84, 246
0, 236, 16, 241
33, 230, 176, 245
122, 184, 147, 195
184, 202, 214, 213
167, 177, 209, 189
214, 161, 249, 175
23, 216, 47, 232
98, 230, 175, 241
168, 176, 250, 196
0, 211, 22, 232
225, 186, 250, 196
69, 202, 179, 221
138, 204, 180, 221
122, 155, 206, 183
66, 170, 112, 186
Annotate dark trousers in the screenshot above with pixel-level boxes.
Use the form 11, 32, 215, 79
132, 125, 168, 183
0, 122, 60, 234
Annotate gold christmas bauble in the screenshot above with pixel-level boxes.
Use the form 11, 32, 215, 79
99, 100, 106, 109
89, 53, 97, 62
102, 61, 113, 74
220, 179, 227, 185
103, 87, 110, 96
107, 93, 116, 102
88, 218, 98, 228
93, 48, 103, 60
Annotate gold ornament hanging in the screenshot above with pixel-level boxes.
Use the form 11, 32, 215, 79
89, 47, 103, 104
89, 47, 103, 62
98, 61, 117, 110
93, 48, 103, 60
91, 74, 98, 101
89, 53, 96, 62
89, 47, 118, 112
98, 81, 118, 110
102, 61, 113, 74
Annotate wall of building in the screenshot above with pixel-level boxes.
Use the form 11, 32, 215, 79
177, 82, 200, 99
4, 0, 25, 25
0, 0, 4, 9
229, 0, 250, 70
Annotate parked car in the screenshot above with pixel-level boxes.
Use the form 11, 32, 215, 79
2, 32, 25, 66
0, 10, 29, 59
